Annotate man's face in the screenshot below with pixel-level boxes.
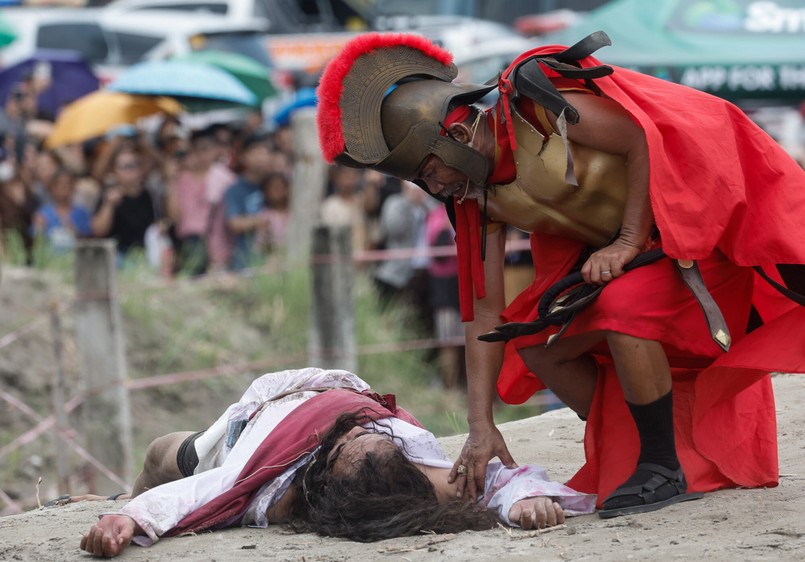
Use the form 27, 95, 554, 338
113, 152, 144, 186
194, 138, 218, 166
332, 166, 362, 195
35, 152, 59, 183
327, 426, 397, 476
416, 155, 485, 201
242, 144, 272, 174
50, 173, 74, 204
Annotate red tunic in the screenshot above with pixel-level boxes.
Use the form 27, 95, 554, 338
460, 45, 805, 506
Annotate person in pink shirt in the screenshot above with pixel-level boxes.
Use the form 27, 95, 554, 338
254, 172, 291, 256
426, 204, 465, 388
204, 149, 237, 272
166, 127, 236, 275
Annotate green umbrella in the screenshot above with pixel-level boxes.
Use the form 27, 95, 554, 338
174, 50, 278, 102
0, 14, 17, 48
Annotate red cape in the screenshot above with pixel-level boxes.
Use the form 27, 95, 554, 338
486, 44, 805, 506
501, 45, 805, 267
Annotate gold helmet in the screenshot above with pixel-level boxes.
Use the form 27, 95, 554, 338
317, 33, 495, 185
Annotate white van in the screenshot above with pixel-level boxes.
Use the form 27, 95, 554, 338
0, 8, 118, 68
1, 7, 272, 82
104, 0, 368, 74
97, 10, 272, 67
103, 0, 367, 32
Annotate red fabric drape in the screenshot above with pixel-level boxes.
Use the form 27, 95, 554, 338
454, 198, 486, 321
496, 234, 804, 504
567, 362, 779, 507
495, 45, 805, 267
469, 44, 805, 503
567, 304, 805, 507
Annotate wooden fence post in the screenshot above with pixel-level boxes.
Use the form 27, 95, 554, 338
286, 106, 328, 265
49, 301, 70, 494
308, 225, 356, 373
73, 240, 134, 494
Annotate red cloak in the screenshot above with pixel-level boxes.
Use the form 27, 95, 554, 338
473, 44, 805, 506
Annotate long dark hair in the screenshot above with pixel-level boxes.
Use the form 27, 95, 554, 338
287, 411, 498, 542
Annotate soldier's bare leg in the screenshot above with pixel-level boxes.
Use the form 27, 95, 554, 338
517, 330, 604, 418
520, 330, 700, 517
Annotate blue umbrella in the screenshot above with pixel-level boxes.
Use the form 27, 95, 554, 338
0, 49, 100, 119
108, 60, 257, 107
272, 87, 317, 127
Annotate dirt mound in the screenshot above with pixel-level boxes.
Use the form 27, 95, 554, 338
0, 375, 802, 561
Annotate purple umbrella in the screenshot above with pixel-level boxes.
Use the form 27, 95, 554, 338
0, 49, 100, 119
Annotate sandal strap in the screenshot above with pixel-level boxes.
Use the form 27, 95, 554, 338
635, 463, 684, 482
605, 483, 647, 499
606, 464, 686, 501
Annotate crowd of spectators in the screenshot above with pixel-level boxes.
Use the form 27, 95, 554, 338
0, 71, 298, 275
0, 73, 473, 387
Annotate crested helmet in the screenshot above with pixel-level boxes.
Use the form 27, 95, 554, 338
317, 33, 495, 185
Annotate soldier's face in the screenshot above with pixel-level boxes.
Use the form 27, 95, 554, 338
416, 155, 484, 201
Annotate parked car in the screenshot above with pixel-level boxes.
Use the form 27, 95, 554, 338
102, 1, 527, 82
374, 14, 517, 59
452, 36, 536, 84
0, 8, 118, 70
104, 0, 370, 32
98, 10, 272, 67
104, 0, 369, 76
1, 7, 274, 83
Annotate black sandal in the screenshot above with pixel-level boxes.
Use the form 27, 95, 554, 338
598, 463, 704, 519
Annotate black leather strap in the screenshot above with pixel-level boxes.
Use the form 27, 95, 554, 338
479, 248, 666, 344
553, 30, 613, 63
509, 30, 614, 123
753, 265, 805, 306
513, 57, 581, 124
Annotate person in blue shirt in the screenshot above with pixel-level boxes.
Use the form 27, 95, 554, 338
224, 133, 273, 271
32, 166, 92, 253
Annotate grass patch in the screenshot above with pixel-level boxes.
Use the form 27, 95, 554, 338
3, 247, 558, 505
114, 260, 556, 440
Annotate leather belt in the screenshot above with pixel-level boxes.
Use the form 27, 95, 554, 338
674, 260, 731, 352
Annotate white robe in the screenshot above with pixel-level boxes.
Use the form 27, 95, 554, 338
109, 368, 595, 546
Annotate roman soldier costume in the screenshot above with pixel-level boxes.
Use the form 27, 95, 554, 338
316, 31, 805, 508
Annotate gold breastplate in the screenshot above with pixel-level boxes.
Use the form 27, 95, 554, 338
485, 109, 628, 247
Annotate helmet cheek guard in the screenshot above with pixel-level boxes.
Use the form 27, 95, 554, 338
317, 33, 494, 186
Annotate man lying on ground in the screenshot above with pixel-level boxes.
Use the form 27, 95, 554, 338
79, 368, 595, 557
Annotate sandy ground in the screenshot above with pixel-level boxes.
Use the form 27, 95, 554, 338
1, 374, 803, 562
